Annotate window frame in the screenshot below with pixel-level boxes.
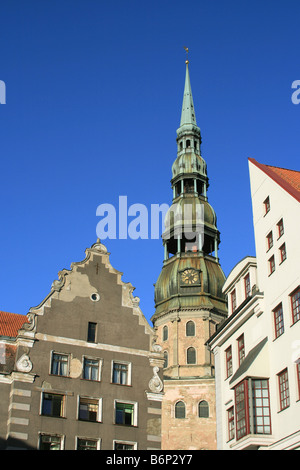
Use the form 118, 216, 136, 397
266, 231, 273, 251
39, 433, 64, 450
113, 440, 137, 450
87, 322, 97, 343
234, 378, 271, 441
268, 255, 275, 276
273, 303, 284, 339
174, 400, 186, 419
186, 346, 196, 364
277, 368, 290, 411
225, 346, 233, 378
50, 352, 69, 377
198, 400, 209, 418
78, 396, 102, 423
244, 273, 251, 298
186, 320, 195, 337
277, 218, 284, 239
231, 289, 237, 312
296, 361, 300, 401
263, 196, 270, 215
162, 325, 168, 341
82, 356, 102, 382
279, 243, 287, 264
227, 407, 235, 441
290, 286, 300, 325
76, 437, 100, 450
114, 400, 137, 427
111, 360, 131, 386
237, 334, 245, 366
41, 392, 65, 418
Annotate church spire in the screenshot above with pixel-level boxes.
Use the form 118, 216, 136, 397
180, 61, 197, 127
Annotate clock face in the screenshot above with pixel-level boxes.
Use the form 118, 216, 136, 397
181, 269, 199, 285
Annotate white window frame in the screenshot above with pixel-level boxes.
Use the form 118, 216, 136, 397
113, 440, 137, 450
77, 395, 103, 423
50, 350, 70, 377
82, 355, 103, 381
114, 399, 138, 427
111, 360, 132, 386
75, 436, 101, 450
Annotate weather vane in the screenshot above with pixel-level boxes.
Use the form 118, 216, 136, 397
183, 46, 189, 64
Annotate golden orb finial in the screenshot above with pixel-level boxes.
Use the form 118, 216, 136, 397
183, 46, 189, 64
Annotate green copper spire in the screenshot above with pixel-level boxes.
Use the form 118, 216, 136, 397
180, 61, 197, 127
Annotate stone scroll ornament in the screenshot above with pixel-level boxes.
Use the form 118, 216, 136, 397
148, 366, 163, 393
16, 354, 33, 373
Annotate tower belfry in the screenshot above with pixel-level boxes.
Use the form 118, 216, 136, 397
151, 58, 227, 450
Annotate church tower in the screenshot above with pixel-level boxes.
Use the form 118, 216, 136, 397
151, 59, 227, 450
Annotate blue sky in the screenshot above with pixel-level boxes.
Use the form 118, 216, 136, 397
0, 0, 299, 323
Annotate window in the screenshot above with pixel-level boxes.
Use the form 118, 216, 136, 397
114, 441, 137, 450
266, 231, 273, 251
279, 243, 287, 264
268, 255, 275, 275
187, 347, 196, 364
198, 400, 209, 418
234, 378, 271, 440
83, 357, 101, 381
175, 401, 186, 419
186, 321, 195, 336
290, 287, 300, 324
112, 362, 130, 385
163, 325, 168, 341
273, 303, 284, 338
77, 438, 99, 450
78, 397, 101, 422
297, 362, 300, 400
225, 346, 233, 378
252, 379, 271, 434
42, 393, 64, 418
278, 369, 290, 411
87, 322, 97, 343
264, 196, 270, 215
39, 434, 63, 450
227, 407, 235, 441
235, 380, 249, 440
51, 353, 69, 376
244, 273, 251, 298
231, 290, 237, 312
163, 351, 168, 368
277, 218, 284, 238
237, 335, 245, 366
115, 402, 136, 426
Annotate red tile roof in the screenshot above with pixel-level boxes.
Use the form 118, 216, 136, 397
249, 158, 300, 203
0, 311, 28, 337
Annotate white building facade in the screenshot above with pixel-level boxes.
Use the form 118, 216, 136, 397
208, 158, 300, 450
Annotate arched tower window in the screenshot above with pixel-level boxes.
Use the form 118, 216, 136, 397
163, 351, 168, 368
175, 401, 186, 419
187, 347, 196, 364
162, 325, 168, 341
198, 400, 209, 418
186, 321, 195, 336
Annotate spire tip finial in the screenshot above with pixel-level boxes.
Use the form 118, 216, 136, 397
183, 46, 189, 64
